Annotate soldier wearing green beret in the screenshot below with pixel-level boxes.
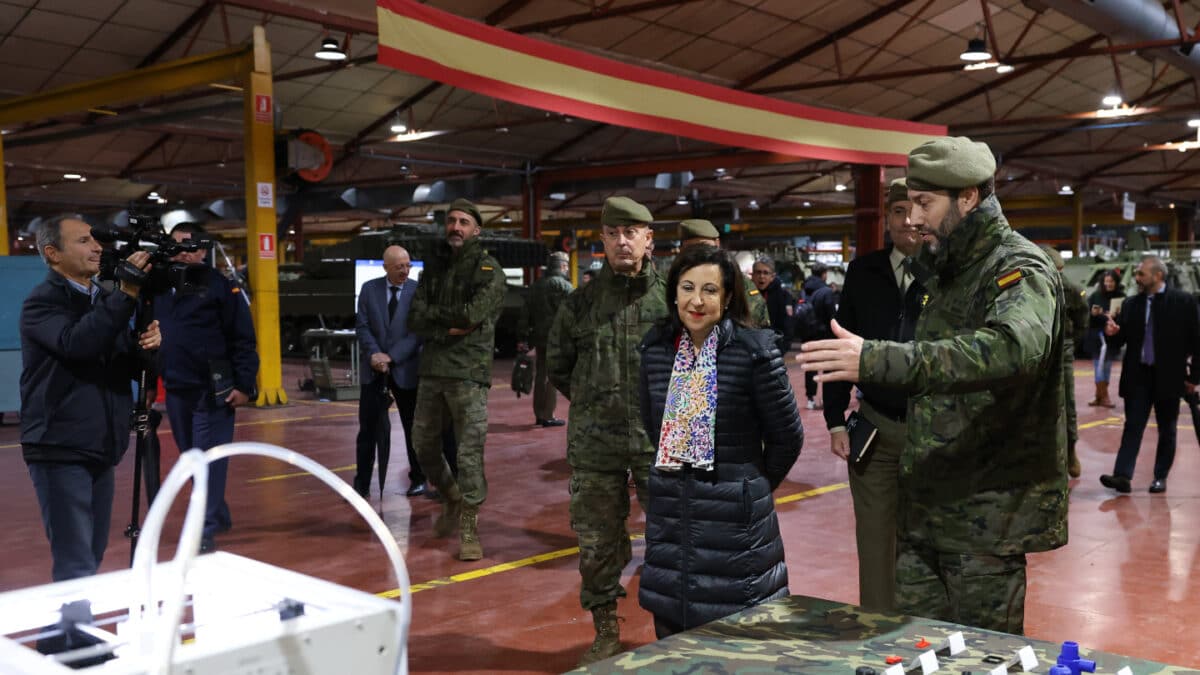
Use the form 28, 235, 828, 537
409, 198, 507, 562
519, 251, 574, 427
1040, 244, 1088, 478
798, 137, 1068, 635
679, 219, 771, 329
547, 196, 669, 666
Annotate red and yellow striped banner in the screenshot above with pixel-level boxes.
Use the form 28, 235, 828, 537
375, 0, 944, 166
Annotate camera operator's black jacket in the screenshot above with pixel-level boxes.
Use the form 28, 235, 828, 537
155, 265, 258, 398
20, 272, 139, 466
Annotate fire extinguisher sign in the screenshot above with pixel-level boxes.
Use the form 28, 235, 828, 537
259, 233, 275, 259
254, 94, 272, 124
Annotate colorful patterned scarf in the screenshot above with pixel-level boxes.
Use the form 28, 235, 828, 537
656, 328, 719, 471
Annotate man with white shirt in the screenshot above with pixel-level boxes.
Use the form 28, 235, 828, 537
821, 178, 925, 611
354, 244, 455, 498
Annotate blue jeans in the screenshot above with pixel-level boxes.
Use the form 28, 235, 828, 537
165, 390, 235, 539
1093, 356, 1113, 384
28, 462, 115, 581
1113, 365, 1180, 481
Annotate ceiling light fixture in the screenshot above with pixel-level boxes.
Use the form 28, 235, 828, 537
314, 36, 347, 61
834, 183, 847, 192
63, 173, 82, 180
748, 199, 759, 210
1102, 94, 1123, 108
959, 37, 991, 62
501, 215, 513, 223
1058, 184, 1073, 195
803, 201, 812, 207
995, 64, 1014, 74
675, 195, 689, 205
390, 119, 408, 134
1188, 119, 1200, 128
963, 61, 999, 72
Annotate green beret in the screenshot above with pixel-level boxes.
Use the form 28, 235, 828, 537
601, 196, 652, 227
1039, 244, 1064, 271
447, 198, 483, 227
907, 136, 996, 191
886, 177, 908, 205
679, 219, 720, 240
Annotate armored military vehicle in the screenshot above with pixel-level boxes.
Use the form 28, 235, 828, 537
279, 224, 549, 357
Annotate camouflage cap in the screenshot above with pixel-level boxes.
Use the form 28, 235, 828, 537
447, 198, 483, 227
1039, 243, 1065, 271
906, 136, 996, 191
886, 177, 909, 205
601, 196, 652, 227
679, 219, 720, 240
548, 251, 570, 264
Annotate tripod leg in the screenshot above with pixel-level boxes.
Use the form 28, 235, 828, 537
143, 410, 163, 504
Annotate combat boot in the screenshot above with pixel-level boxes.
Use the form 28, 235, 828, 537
458, 504, 483, 561
1067, 440, 1082, 478
577, 603, 621, 667
434, 484, 463, 538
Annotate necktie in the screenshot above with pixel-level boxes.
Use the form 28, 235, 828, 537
1142, 295, 1155, 366
388, 286, 399, 321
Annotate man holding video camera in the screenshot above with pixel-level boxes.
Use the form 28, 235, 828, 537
21, 215, 161, 581
155, 222, 259, 553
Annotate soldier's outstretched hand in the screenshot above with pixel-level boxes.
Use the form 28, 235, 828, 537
795, 319, 863, 383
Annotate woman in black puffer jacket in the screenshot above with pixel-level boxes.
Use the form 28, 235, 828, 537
637, 245, 804, 639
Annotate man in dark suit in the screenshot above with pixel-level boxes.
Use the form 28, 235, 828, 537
1100, 255, 1200, 494
354, 244, 455, 498
822, 177, 924, 611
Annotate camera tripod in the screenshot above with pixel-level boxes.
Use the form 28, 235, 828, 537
124, 296, 163, 565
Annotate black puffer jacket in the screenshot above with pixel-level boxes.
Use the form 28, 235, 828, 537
637, 319, 803, 631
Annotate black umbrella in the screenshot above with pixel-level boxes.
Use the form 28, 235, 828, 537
1185, 391, 1200, 447
373, 370, 393, 495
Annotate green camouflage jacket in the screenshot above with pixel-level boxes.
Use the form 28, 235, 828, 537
1062, 277, 1089, 344
747, 286, 771, 328
858, 195, 1068, 556
547, 262, 669, 471
521, 270, 574, 347
408, 237, 507, 387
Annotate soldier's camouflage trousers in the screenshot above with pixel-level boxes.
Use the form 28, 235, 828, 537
1063, 339, 1079, 446
895, 540, 1027, 635
570, 466, 650, 610
413, 377, 488, 506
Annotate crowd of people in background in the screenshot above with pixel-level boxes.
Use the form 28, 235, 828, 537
17, 134, 1200, 668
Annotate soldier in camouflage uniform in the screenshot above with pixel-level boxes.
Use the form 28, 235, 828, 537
1040, 244, 1090, 478
798, 137, 1068, 635
520, 251, 575, 427
678, 219, 771, 329
409, 198, 507, 562
547, 196, 669, 667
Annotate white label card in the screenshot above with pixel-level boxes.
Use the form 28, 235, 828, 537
919, 649, 939, 675
1017, 645, 1037, 671
256, 182, 274, 208
948, 632, 966, 655
989, 665, 1008, 675
884, 665, 905, 675
1117, 668, 1132, 675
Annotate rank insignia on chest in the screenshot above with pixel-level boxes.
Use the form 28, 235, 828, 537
921, 294, 930, 307
996, 269, 1023, 290
481, 265, 494, 271
749, 289, 759, 296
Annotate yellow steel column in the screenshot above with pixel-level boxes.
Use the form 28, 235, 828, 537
243, 26, 286, 406
0, 139, 8, 256
1072, 193, 1083, 255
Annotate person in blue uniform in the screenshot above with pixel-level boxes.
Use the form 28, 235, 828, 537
155, 223, 259, 553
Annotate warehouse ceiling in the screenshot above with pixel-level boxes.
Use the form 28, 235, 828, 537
2, 0, 1199, 244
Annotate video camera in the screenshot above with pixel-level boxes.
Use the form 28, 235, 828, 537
92, 206, 209, 296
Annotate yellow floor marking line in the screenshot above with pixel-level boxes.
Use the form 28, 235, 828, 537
1079, 416, 1122, 429
247, 464, 356, 483
376, 481, 847, 599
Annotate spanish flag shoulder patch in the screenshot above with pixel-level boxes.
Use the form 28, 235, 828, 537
996, 269, 1023, 290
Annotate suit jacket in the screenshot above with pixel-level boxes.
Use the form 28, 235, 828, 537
356, 276, 421, 389
824, 246, 925, 428
1108, 285, 1200, 401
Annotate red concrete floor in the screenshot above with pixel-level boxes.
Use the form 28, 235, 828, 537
0, 359, 1197, 672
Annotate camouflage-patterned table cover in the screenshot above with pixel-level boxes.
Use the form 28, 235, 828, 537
576, 595, 1198, 674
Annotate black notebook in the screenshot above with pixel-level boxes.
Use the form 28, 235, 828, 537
845, 410, 879, 464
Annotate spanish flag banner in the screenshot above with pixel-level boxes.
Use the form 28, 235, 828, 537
375, 0, 945, 166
